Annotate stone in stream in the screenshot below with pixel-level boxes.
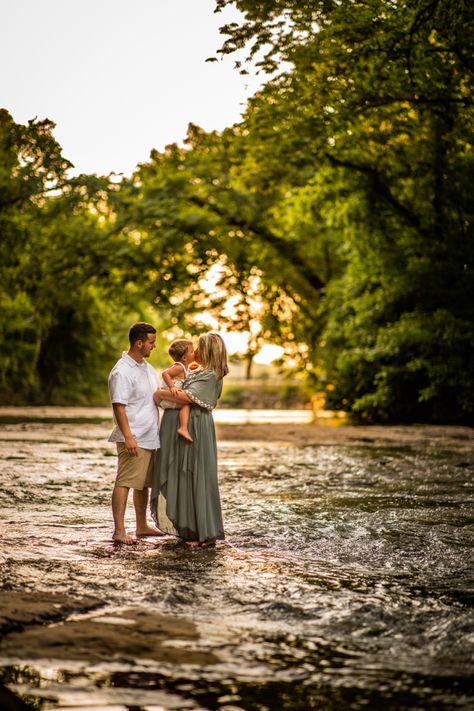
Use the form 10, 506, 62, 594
0, 683, 36, 711
0, 602, 219, 666
0, 591, 102, 635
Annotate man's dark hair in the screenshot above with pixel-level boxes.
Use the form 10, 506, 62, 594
129, 322, 156, 346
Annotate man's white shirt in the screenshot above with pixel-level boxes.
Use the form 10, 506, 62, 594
108, 352, 160, 449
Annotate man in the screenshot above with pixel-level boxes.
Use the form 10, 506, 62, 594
108, 322, 161, 544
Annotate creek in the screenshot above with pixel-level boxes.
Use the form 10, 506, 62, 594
0, 412, 473, 710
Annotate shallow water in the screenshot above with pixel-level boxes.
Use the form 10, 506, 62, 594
0, 405, 321, 425
0, 416, 473, 710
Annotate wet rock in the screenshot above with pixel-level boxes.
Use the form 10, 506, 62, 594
0, 591, 102, 635
0, 683, 35, 711
0, 608, 219, 666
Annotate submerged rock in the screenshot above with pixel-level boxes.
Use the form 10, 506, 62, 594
0, 591, 102, 635
0, 683, 35, 711
1, 607, 219, 666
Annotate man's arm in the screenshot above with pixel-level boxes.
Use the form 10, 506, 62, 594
112, 403, 138, 456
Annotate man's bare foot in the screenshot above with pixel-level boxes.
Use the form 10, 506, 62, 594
177, 427, 193, 442
112, 531, 136, 545
136, 525, 164, 538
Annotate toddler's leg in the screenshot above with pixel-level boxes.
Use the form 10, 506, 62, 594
177, 405, 193, 442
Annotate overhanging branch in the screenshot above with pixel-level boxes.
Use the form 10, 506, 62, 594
325, 153, 427, 236
188, 194, 326, 293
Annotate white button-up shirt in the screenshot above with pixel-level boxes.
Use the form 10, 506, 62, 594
108, 352, 160, 449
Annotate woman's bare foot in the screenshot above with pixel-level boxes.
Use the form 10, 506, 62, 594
185, 540, 200, 547
177, 427, 193, 442
112, 530, 136, 545
200, 539, 216, 548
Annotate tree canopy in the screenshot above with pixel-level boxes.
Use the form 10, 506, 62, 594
1, 0, 473, 421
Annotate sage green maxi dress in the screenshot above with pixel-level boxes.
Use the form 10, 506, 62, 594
150, 369, 225, 543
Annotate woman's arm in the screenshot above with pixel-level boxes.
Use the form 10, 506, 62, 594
153, 388, 192, 406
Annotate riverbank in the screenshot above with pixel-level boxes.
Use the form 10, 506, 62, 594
0, 406, 474, 452
217, 421, 474, 451
0, 405, 472, 451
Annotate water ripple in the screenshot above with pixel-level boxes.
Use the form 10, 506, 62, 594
0, 424, 473, 709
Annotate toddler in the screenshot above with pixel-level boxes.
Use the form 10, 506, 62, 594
158, 339, 195, 442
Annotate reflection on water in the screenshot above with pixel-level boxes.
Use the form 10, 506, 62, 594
0, 416, 473, 710
215, 408, 316, 424
216, 408, 346, 424
0, 405, 347, 426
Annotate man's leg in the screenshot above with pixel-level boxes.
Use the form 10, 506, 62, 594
134, 449, 162, 536
134, 487, 162, 536
111, 486, 135, 544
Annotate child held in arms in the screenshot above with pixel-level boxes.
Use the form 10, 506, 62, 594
156, 339, 197, 442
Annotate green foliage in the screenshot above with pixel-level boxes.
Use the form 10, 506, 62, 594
208, 0, 474, 422
219, 382, 246, 407
219, 379, 311, 408
1, 0, 473, 421
0, 110, 142, 403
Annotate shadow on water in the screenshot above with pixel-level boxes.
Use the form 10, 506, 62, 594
0, 416, 473, 709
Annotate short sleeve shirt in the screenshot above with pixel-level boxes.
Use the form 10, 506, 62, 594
108, 352, 160, 449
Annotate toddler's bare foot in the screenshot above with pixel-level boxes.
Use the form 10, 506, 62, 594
177, 427, 193, 442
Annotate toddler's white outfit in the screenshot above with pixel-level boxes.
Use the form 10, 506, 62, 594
159, 362, 188, 410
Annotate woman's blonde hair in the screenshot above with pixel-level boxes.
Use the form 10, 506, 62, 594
197, 333, 229, 380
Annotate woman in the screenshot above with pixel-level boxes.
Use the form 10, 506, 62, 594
150, 333, 229, 547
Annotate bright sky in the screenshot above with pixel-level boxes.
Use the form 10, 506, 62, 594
1, 0, 283, 363
0, 0, 261, 176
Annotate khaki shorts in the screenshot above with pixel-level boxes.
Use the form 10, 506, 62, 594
114, 443, 155, 490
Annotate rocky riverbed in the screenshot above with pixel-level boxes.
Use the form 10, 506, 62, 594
0, 409, 473, 710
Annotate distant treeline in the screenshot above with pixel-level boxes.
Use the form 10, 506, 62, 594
1, 0, 473, 422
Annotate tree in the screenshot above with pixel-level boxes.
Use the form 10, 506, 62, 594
0, 110, 139, 403
4, 0, 472, 421
206, 0, 474, 421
